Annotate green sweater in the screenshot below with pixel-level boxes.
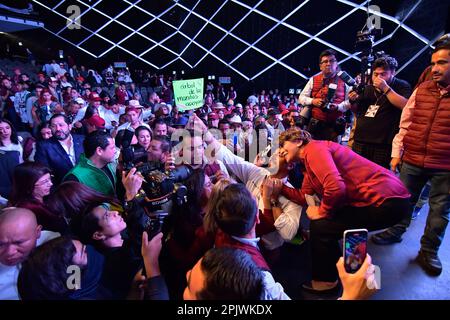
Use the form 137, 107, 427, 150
64, 154, 117, 197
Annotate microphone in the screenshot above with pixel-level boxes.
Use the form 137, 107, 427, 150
337, 71, 357, 87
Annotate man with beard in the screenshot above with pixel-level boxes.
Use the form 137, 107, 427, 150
35, 114, 84, 185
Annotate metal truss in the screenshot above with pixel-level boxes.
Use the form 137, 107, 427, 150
32, 0, 435, 80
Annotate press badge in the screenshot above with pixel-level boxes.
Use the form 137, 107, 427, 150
365, 104, 380, 118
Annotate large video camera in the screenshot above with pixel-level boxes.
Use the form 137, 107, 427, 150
115, 129, 148, 170
337, 28, 384, 95
355, 27, 383, 88
133, 163, 192, 238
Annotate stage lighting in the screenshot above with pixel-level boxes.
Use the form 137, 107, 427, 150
181, 70, 185, 75
59, 50, 64, 59
18, 42, 23, 46
172, 70, 177, 75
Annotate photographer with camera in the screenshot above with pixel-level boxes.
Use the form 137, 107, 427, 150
298, 49, 351, 141
349, 55, 412, 169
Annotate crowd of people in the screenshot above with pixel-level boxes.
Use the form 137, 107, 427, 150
0, 34, 449, 300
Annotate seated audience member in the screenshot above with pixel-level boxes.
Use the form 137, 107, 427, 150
0, 208, 59, 300
116, 100, 150, 135
24, 122, 52, 162
210, 183, 290, 300
152, 118, 169, 137
9, 162, 66, 233
64, 130, 117, 197
0, 119, 23, 163
278, 127, 410, 293
34, 114, 84, 185
84, 114, 106, 134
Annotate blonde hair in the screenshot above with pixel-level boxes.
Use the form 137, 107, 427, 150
203, 177, 235, 234
279, 127, 312, 147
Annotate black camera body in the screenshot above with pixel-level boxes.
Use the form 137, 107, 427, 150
133, 164, 192, 238
144, 211, 169, 239
355, 28, 383, 53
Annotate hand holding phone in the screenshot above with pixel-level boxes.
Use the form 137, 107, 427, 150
343, 229, 368, 273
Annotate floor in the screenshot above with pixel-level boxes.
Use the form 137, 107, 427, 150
271, 204, 450, 300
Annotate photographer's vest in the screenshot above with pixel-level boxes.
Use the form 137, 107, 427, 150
402, 80, 450, 170
311, 73, 345, 123
65, 154, 117, 196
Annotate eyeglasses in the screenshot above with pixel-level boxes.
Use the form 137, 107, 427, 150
320, 59, 337, 65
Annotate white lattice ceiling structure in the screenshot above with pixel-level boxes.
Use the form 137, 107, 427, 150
31, 0, 441, 80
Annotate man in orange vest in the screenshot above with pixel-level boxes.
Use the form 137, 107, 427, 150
298, 49, 351, 141
371, 41, 450, 276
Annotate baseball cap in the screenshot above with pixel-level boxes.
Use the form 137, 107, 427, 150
74, 97, 85, 105
85, 115, 105, 128
208, 112, 219, 120
88, 92, 102, 102
229, 114, 242, 124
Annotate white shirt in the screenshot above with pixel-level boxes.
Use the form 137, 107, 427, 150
212, 143, 302, 250
25, 96, 38, 126
231, 236, 290, 300
0, 230, 60, 300
101, 107, 125, 130
59, 135, 76, 166
14, 90, 31, 123
116, 121, 150, 132
299, 77, 351, 112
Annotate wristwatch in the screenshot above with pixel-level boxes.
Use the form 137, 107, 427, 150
270, 199, 280, 208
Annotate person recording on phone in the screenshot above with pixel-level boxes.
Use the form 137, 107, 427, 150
348, 55, 412, 169
278, 127, 410, 293
298, 49, 351, 141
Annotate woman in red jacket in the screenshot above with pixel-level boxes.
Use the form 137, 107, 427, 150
278, 127, 410, 293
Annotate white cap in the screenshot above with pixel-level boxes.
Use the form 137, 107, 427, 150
128, 99, 143, 108
229, 114, 242, 124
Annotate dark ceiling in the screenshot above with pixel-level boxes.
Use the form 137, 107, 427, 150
1, 0, 449, 93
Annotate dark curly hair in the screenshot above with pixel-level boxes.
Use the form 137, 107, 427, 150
17, 236, 77, 300
372, 55, 399, 72
197, 248, 264, 300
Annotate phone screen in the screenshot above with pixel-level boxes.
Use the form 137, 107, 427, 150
344, 229, 368, 273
